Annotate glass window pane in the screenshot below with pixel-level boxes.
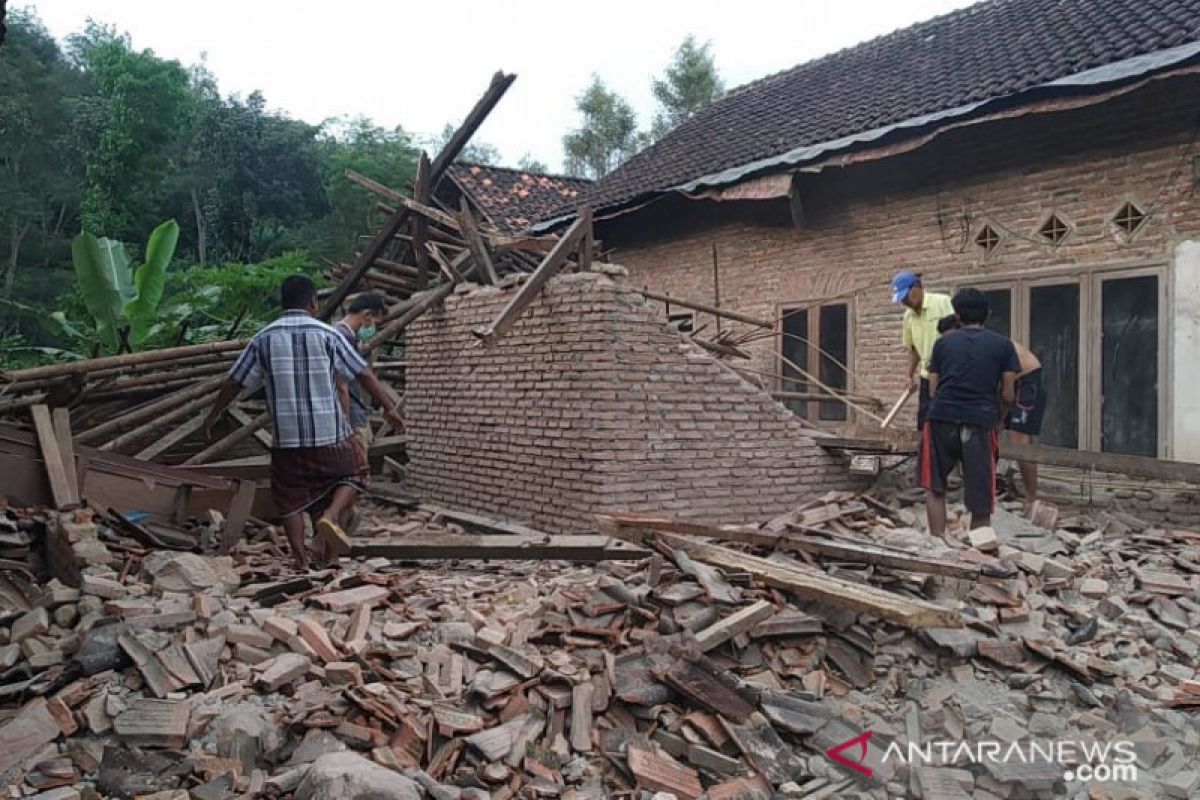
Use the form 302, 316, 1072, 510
818, 304, 848, 421
781, 309, 809, 418
983, 288, 1012, 338
1028, 283, 1080, 448
1101, 275, 1158, 456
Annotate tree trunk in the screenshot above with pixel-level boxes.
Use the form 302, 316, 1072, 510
4, 221, 29, 298
190, 188, 207, 266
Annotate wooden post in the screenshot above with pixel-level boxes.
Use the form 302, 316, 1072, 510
577, 205, 594, 271
412, 152, 432, 290
32, 405, 77, 508
472, 214, 588, 346
319, 71, 516, 319
221, 480, 257, 553
51, 408, 79, 503
457, 198, 498, 285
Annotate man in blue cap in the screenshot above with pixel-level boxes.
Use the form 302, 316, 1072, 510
893, 270, 955, 430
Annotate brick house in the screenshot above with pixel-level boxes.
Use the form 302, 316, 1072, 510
537, 0, 1200, 463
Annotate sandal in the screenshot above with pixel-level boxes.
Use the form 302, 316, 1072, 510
315, 516, 352, 559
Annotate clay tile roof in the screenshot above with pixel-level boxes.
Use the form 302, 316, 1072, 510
446, 163, 592, 233
578, 0, 1200, 215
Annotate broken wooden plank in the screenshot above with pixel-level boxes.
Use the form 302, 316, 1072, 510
600, 511, 981, 579
694, 601, 774, 652
220, 479, 256, 553
351, 534, 648, 562
598, 519, 961, 629
31, 405, 76, 507
50, 407, 79, 502
472, 212, 590, 345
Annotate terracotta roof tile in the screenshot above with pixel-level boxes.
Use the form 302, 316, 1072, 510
446, 163, 592, 233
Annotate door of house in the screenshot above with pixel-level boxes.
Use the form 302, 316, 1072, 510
959, 265, 1165, 456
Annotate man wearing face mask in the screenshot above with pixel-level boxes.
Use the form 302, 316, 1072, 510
335, 292, 387, 451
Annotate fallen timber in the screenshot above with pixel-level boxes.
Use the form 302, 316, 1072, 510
597, 514, 963, 629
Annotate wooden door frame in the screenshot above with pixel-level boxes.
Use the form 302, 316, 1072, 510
954, 259, 1169, 455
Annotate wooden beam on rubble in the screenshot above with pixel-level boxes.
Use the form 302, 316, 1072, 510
596, 515, 962, 629
0, 339, 246, 385
351, 533, 650, 562
76, 378, 221, 446
472, 210, 591, 346
999, 441, 1200, 485
31, 405, 78, 508
319, 71, 516, 319
596, 512, 982, 579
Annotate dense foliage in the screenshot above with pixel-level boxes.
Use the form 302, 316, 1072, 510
0, 10, 425, 366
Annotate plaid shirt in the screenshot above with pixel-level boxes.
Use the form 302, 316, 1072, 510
229, 311, 367, 449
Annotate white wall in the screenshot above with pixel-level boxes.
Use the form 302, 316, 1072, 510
1172, 240, 1200, 463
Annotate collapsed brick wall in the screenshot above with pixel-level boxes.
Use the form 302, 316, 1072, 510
405, 270, 859, 533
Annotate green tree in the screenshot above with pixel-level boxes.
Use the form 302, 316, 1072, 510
562, 76, 644, 179
517, 154, 549, 174
428, 122, 500, 165
169, 86, 329, 264
0, 10, 83, 301
292, 117, 420, 262
650, 36, 724, 140
69, 22, 193, 240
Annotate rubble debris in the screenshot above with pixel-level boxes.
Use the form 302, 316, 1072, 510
0, 438, 1196, 800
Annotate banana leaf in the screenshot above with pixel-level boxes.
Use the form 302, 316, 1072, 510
71, 233, 129, 352
126, 219, 180, 347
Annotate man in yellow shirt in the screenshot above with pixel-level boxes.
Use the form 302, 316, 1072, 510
893, 271, 955, 430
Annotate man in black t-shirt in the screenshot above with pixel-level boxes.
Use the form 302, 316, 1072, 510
920, 289, 1020, 537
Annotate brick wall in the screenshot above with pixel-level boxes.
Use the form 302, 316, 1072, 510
601, 76, 1200, 437
404, 270, 859, 534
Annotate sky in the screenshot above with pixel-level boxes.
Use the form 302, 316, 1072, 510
31, 0, 978, 172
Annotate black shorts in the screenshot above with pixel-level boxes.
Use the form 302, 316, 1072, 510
920, 421, 998, 515
1006, 368, 1046, 436
916, 378, 931, 431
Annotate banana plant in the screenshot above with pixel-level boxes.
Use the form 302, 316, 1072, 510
70, 219, 180, 352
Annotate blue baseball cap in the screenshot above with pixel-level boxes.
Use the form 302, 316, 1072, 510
891, 271, 919, 304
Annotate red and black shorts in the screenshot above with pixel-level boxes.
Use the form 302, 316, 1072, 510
919, 421, 998, 515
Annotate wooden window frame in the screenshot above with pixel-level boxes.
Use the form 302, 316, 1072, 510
776, 299, 856, 424
954, 260, 1168, 456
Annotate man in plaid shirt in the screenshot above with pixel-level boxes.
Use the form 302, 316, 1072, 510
204, 276, 404, 568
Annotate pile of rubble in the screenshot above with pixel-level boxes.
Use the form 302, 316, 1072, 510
0, 489, 1196, 800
